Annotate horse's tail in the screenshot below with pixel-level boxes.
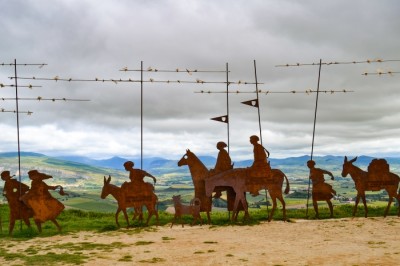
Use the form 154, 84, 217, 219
282, 171, 290, 195
190, 198, 201, 207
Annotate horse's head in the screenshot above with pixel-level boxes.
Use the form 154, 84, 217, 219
177, 149, 190, 167
100, 175, 112, 199
341, 156, 357, 177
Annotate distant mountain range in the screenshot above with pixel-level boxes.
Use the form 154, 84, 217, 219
2, 151, 400, 173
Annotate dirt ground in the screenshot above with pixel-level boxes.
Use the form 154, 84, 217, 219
1, 217, 399, 265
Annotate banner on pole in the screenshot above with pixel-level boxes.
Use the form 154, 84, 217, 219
241, 99, 259, 108
211, 115, 229, 123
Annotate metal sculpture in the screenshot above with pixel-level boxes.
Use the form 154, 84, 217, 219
179, 149, 290, 222
341, 156, 400, 217
100, 175, 159, 227
205, 169, 249, 221
170, 195, 202, 228
1, 170, 33, 235
20, 170, 67, 233
307, 160, 336, 218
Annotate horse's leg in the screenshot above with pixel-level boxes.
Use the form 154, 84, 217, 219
8, 217, 15, 235
170, 214, 177, 228
353, 194, 360, 217
327, 200, 334, 218
313, 199, 319, 219
154, 204, 159, 226
34, 219, 42, 233
115, 208, 121, 227
241, 195, 250, 221
397, 194, 400, 217
23, 217, 31, 228
278, 194, 287, 222
51, 219, 62, 232
384, 195, 393, 218
121, 209, 130, 228
207, 211, 211, 224
145, 205, 153, 226
268, 196, 277, 222
360, 193, 368, 218
232, 196, 241, 222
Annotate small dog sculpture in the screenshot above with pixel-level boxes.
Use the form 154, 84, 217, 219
171, 195, 202, 228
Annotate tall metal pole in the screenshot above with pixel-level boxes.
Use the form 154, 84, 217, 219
306, 59, 322, 217
14, 59, 22, 230
140, 61, 143, 170
253, 60, 263, 145
226, 62, 230, 154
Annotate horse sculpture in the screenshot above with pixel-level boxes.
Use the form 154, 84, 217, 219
341, 156, 400, 217
177, 150, 213, 223
100, 175, 159, 227
204, 169, 249, 221
178, 149, 290, 222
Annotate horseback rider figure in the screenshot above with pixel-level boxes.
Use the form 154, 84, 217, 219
248, 135, 271, 196
210, 141, 233, 198
121, 161, 156, 198
211, 141, 233, 175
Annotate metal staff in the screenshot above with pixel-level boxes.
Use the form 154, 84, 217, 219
306, 59, 323, 217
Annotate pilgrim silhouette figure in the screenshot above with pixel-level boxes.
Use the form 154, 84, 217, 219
1, 170, 33, 234
20, 170, 66, 232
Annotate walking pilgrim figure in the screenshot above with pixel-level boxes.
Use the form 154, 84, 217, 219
1, 170, 33, 235
307, 160, 336, 218
20, 170, 67, 233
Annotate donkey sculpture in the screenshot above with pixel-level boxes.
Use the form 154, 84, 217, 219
100, 175, 159, 227
341, 156, 400, 217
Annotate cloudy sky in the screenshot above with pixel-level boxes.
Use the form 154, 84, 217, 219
1, 0, 400, 163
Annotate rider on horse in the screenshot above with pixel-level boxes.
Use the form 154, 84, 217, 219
121, 161, 156, 198
248, 135, 271, 196
210, 141, 233, 198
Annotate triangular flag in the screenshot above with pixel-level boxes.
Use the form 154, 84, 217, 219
241, 99, 259, 108
211, 115, 229, 123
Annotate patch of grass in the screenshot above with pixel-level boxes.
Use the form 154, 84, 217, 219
138, 257, 165, 263
367, 241, 385, 245
203, 241, 218, 244
161, 236, 175, 241
1, 203, 400, 238
0, 247, 88, 265
135, 241, 154, 246
194, 251, 204, 254
226, 253, 234, 257
118, 255, 133, 262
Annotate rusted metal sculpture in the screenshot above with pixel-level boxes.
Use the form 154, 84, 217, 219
170, 195, 202, 228
101, 175, 159, 227
1, 170, 33, 235
307, 160, 336, 218
20, 170, 67, 233
177, 150, 213, 223
341, 156, 400, 217
205, 169, 249, 221
179, 149, 290, 222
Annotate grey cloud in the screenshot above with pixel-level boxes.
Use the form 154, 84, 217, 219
1, 0, 400, 159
